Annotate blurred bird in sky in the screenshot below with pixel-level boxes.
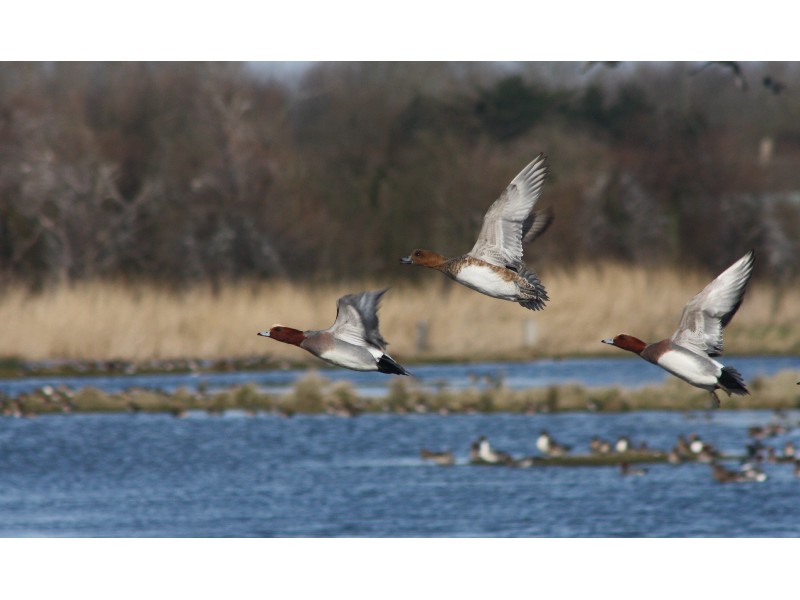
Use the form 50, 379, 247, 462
690, 61, 748, 91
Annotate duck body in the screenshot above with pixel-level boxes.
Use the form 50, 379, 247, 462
536, 430, 570, 456
420, 448, 455, 466
456, 257, 547, 308
302, 332, 406, 374
451, 258, 522, 301
402, 252, 548, 310
642, 340, 745, 395
473, 436, 514, 465
400, 154, 552, 311
536, 431, 552, 454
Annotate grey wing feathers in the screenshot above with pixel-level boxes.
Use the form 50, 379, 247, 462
469, 154, 549, 266
671, 250, 755, 357
522, 206, 555, 244
330, 289, 389, 350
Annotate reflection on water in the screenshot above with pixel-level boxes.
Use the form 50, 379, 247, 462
0, 410, 798, 537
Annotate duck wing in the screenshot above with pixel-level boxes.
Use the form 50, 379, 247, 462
522, 205, 555, 244
469, 154, 549, 267
671, 250, 755, 357
328, 289, 389, 351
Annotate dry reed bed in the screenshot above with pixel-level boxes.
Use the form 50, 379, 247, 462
2, 263, 800, 362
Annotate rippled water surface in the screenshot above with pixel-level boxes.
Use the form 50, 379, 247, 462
2, 355, 798, 397
1, 410, 799, 537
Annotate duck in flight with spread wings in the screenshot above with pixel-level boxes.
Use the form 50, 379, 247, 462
400, 154, 552, 311
258, 289, 411, 375
602, 250, 755, 407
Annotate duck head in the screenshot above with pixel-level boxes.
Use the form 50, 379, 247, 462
258, 325, 306, 346
601, 334, 647, 355
400, 249, 448, 268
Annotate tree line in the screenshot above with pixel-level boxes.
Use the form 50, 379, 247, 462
1, 61, 798, 289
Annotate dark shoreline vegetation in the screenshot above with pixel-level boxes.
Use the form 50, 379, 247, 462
3, 369, 799, 418
2, 62, 800, 291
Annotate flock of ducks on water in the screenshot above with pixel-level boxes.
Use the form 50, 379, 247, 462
420, 412, 800, 483
258, 153, 770, 408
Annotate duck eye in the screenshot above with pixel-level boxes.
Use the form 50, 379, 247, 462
414, 250, 422, 257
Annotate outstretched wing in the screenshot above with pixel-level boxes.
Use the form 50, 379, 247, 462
671, 250, 755, 357
469, 154, 549, 267
522, 206, 555, 244
328, 289, 389, 351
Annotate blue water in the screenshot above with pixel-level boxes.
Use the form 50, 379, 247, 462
2, 355, 798, 397
1, 409, 799, 537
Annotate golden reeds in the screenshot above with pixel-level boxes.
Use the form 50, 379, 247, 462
2, 263, 800, 362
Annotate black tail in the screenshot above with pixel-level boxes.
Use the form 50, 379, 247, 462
519, 297, 547, 311
718, 366, 749, 395
377, 353, 412, 376
512, 262, 549, 311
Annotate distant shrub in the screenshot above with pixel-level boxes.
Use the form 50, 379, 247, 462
288, 371, 327, 413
